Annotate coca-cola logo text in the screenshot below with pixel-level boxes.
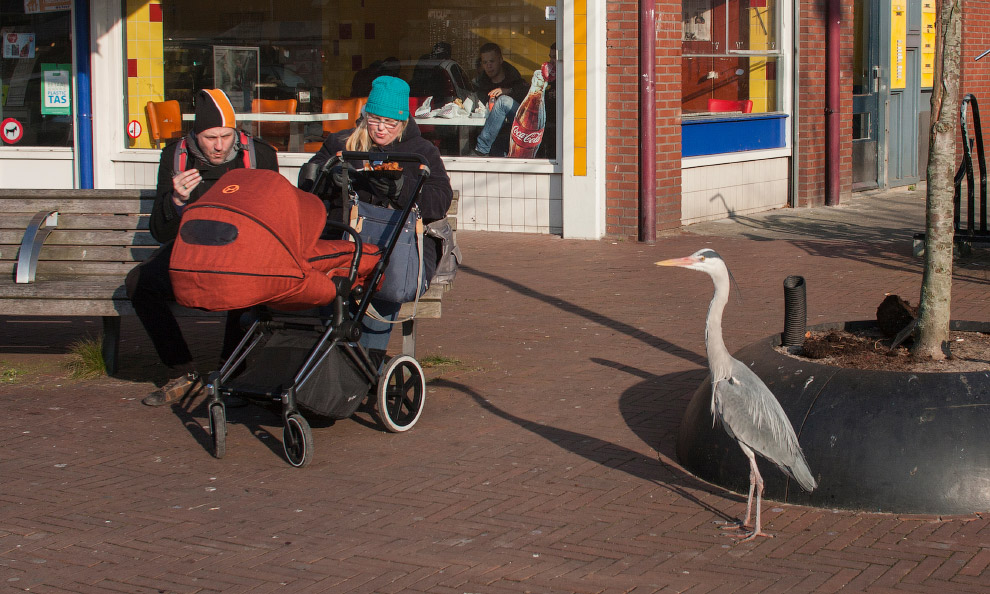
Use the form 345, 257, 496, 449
511, 125, 544, 146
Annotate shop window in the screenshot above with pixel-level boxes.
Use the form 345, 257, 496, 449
0, 2, 73, 148
125, 0, 558, 160
681, 0, 786, 156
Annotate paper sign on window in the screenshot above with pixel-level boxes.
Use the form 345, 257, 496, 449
24, 0, 72, 13
41, 63, 71, 115
3, 32, 35, 58
683, 0, 712, 42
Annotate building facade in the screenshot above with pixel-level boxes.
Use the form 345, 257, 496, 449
2, 1, 988, 240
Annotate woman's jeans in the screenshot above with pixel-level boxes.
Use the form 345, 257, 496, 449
475, 94, 520, 155
354, 299, 401, 351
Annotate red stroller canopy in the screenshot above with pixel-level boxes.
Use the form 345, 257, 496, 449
170, 168, 380, 311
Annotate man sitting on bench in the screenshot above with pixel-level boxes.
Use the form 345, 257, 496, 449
126, 89, 279, 406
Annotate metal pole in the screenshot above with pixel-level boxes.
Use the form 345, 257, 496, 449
825, 0, 840, 206
639, 0, 657, 242
73, 0, 94, 189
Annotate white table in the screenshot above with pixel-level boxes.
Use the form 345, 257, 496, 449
415, 115, 485, 154
182, 112, 349, 152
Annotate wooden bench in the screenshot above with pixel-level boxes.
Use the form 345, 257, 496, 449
0, 188, 455, 374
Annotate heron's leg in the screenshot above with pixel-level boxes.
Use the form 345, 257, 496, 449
720, 445, 756, 532
730, 447, 773, 541
742, 466, 756, 527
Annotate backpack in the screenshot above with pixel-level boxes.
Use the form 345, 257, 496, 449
173, 130, 257, 172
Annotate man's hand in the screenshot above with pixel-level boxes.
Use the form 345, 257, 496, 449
172, 169, 202, 205
488, 88, 504, 99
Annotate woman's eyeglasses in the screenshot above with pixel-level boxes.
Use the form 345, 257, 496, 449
366, 115, 400, 130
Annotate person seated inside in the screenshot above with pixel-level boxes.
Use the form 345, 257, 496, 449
411, 41, 456, 104
126, 88, 279, 406
471, 42, 529, 157
300, 76, 453, 365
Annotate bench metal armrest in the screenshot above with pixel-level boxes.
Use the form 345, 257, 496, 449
15, 211, 58, 284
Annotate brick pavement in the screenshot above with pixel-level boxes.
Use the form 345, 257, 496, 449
1, 187, 988, 593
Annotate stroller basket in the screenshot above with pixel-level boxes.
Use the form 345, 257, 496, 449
227, 326, 372, 420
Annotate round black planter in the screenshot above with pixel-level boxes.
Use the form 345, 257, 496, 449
676, 321, 990, 514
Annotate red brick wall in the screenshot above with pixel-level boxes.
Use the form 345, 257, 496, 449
604, 2, 682, 238
603, 1, 856, 235
962, 1, 990, 111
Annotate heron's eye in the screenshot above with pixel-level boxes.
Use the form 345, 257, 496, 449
699, 256, 705, 261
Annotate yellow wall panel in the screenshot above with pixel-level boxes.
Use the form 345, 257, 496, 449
574, 67, 586, 92
574, 14, 587, 45
574, 147, 586, 176
574, 118, 587, 148
573, 88, 586, 119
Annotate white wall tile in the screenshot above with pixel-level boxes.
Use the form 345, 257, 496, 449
524, 174, 537, 199
485, 172, 499, 197
510, 173, 525, 198
524, 196, 539, 232
498, 173, 512, 197
511, 197, 526, 226
536, 173, 550, 199
499, 197, 513, 229
487, 196, 501, 227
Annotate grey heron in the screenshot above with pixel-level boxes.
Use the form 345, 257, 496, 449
657, 248, 817, 541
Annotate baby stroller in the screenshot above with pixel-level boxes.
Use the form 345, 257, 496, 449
168, 153, 432, 467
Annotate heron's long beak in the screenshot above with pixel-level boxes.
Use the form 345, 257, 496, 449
656, 256, 695, 267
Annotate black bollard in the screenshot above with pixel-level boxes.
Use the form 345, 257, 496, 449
782, 275, 806, 346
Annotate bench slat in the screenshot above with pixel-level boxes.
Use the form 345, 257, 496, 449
0, 244, 158, 263
0, 189, 154, 200
2, 299, 132, 317
2, 198, 154, 215
0, 230, 156, 247
1, 213, 150, 231
0, 262, 143, 276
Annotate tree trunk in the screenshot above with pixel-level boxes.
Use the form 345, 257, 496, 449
913, 0, 962, 360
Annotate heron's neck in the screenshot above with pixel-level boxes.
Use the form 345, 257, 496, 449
705, 272, 733, 378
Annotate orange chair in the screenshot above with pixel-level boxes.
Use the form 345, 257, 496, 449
707, 98, 754, 114
251, 98, 298, 151
146, 100, 184, 148
303, 97, 368, 152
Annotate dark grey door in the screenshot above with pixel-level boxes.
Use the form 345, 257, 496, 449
852, 0, 882, 190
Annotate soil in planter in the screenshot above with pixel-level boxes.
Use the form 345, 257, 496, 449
777, 327, 990, 373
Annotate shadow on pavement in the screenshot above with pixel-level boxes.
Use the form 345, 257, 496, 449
461, 265, 707, 368
433, 377, 739, 523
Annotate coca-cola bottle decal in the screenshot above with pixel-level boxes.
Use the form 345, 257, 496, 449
508, 63, 553, 158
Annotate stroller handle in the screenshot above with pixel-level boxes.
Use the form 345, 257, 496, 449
341, 151, 429, 169
322, 220, 365, 287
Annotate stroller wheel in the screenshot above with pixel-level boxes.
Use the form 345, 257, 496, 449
283, 413, 313, 467
376, 354, 425, 433
208, 403, 226, 459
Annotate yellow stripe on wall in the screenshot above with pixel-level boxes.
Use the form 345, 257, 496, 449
573, 0, 587, 176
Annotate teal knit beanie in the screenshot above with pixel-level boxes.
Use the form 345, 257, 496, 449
366, 76, 410, 121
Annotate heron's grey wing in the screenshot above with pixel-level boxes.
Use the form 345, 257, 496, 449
713, 358, 817, 491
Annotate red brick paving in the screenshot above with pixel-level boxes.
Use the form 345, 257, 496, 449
1, 188, 988, 592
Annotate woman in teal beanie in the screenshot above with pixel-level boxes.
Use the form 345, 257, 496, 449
301, 76, 453, 360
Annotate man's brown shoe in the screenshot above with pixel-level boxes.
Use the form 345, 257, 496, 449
142, 372, 202, 406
